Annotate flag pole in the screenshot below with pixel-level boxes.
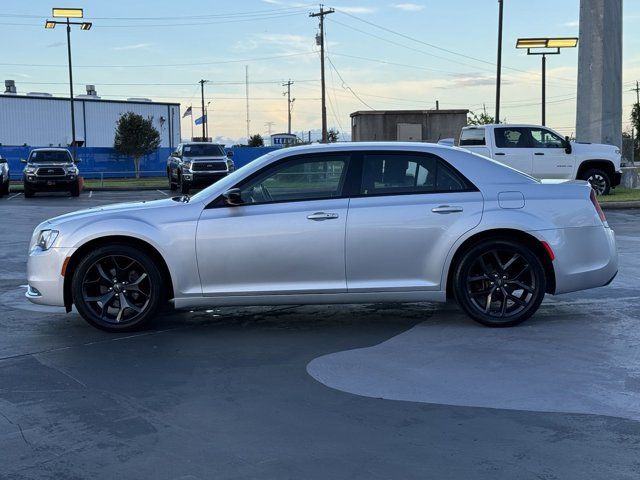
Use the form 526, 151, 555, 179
190, 106, 193, 140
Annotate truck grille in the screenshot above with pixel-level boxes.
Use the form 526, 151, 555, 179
36, 167, 66, 177
192, 162, 226, 172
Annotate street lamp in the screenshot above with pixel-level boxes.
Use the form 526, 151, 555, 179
516, 37, 578, 126
44, 8, 92, 160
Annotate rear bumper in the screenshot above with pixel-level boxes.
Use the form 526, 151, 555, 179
541, 225, 618, 295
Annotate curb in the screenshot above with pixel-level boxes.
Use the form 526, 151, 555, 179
601, 201, 640, 210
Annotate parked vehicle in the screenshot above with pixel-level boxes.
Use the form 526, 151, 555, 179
167, 142, 234, 194
26, 142, 618, 332
0, 155, 9, 196
22, 148, 80, 197
459, 124, 622, 195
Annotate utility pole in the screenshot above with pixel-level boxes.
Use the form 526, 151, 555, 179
310, 5, 334, 143
282, 80, 295, 134
199, 79, 208, 140
245, 66, 250, 142
632, 80, 640, 164
495, 0, 504, 124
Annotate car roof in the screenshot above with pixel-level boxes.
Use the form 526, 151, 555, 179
30, 148, 72, 152
462, 124, 552, 130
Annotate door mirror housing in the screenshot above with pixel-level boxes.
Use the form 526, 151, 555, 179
222, 188, 243, 206
564, 136, 572, 154
226, 150, 234, 159
74, 158, 82, 164
20, 158, 27, 163
0, 157, 7, 164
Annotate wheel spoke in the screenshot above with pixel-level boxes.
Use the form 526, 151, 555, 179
499, 288, 508, 317
502, 253, 520, 272
512, 264, 530, 281
467, 274, 488, 283
478, 256, 493, 276
484, 286, 496, 313
125, 273, 148, 293
507, 280, 534, 293
96, 263, 113, 285
508, 294, 527, 307
85, 291, 115, 304
491, 250, 504, 270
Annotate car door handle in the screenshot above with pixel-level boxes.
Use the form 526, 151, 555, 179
431, 205, 463, 214
307, 212, 339, 221
534, 152, 545, 156
495, 152, 506, 156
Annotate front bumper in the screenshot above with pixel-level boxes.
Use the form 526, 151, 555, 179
26, 246, 74, 307
182, 171, 228, 187
613, 171, 622, 187
24, 174, 78, 191
543, 225, 618, 295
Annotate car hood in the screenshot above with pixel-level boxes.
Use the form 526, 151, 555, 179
27, 162, 74, 168
45, 197, 180, 227
184, 156, 227, 162
571, 141, 619, 155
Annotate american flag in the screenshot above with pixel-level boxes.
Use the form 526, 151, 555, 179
182, 106, 192, 118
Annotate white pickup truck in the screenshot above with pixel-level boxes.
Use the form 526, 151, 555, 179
459, 124, 622, 195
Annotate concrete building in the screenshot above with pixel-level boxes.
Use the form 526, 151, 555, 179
350, 109, 468, 143
0, 82, 180, 149
576, 0, 623, 148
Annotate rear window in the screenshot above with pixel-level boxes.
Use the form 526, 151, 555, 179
459, 128, 485, 146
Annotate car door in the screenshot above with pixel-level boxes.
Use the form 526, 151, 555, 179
529, 127, 574, 179
196, 153, 351, 296
345, 152, 483, 292
492, 127, 534, 174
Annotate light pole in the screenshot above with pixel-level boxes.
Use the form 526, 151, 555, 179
45, 8, 92, 160
516, 37, 578, 126
495, 0, 504, 124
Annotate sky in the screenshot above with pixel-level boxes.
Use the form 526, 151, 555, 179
1, 0, 639, 145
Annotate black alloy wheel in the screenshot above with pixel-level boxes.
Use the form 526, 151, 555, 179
72, 244, 164, 331
453, 239, 546, 327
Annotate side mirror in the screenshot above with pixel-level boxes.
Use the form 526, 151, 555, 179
222, 188, 243, 206
74, 158, 82, 164
0, 157, 7, 164
564, 136, 572, 154
20, 158, 27, 163
226, 150, 234, 159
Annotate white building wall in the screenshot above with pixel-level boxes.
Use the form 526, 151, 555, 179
0, 95, 180, 148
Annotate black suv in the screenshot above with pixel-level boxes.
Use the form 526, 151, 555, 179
22, 148, 81, 197
167, 143, 234, 194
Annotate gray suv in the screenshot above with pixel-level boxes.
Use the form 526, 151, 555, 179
167, 142, 234, 194
22, 148, 81, 197
0, 155, 9, 197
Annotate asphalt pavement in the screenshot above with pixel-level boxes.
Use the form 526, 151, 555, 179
1, 190, 639, 480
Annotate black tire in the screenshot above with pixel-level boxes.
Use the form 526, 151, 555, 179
179, 173, 190, 195
580, 168, 610, 196
71, 244, 165, 332
70, 180, 81, 197
0, 179, 8, 196
453, 239, 546, 328
23, 184, 34, 198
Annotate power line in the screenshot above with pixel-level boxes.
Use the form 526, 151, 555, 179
325, 55, 374, 110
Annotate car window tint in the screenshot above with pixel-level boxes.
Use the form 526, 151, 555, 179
529, 128, 564, 149
361, 154, 435, 195
436, 162, 468, 191
239, 155, 348, 204
29, 151, 72, 163
494, 128, 531, 148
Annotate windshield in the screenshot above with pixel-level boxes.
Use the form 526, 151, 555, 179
183, 144, 226, 157
29, 150, 73, 163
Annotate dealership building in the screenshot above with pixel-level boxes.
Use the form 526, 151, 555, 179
0, 81, 180, 149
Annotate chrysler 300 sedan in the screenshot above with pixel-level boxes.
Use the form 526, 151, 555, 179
26, 143, 618, 331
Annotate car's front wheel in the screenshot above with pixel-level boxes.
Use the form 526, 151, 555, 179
453, 239, 546, 327
179, 173, 190, 194
72, 244, 165, 332
70, 180, 80, 197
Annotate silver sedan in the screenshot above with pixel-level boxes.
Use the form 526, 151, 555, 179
26, 143, 618, 331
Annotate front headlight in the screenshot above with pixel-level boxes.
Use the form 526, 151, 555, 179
67, 166, 78, 174
36, 229, 59, 250
25, 166, 36, 174
183, 161, 192, 171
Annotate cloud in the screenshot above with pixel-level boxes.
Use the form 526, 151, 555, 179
112, 43, 153, 51
393, 3, 425, 11
562, 20, 579, 28
446, 72, 509, 88
336, 6, 376, 14
46, 41, 65, 48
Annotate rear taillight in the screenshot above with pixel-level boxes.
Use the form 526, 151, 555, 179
590, 189, 607, 224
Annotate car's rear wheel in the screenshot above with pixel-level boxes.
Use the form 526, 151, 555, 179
581, 168, 610, 196
72, 244, 164, 332
453, 239, 546, 327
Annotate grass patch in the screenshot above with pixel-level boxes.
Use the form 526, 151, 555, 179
599, 187, 640, 203
10, 176, 167, 191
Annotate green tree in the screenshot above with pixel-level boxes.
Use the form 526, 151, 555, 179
327, 128, 340, 143
467, 111, 496, 125
113, 112, 161, 178
248, 134, 264, 147
631, 103, 640, 160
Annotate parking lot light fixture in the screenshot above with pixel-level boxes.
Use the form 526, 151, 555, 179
44, 8, 92, 160
52, 7, 83, 18
516, 37, 578, 126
